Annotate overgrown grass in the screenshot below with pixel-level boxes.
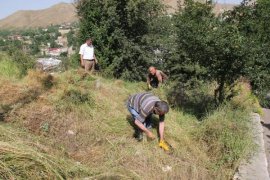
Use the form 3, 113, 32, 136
0, 124, 93, 179
193, 104, 254, 178
0, 53, 20, 80
0, 69, 258, 179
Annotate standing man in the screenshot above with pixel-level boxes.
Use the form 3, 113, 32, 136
147, 66, 168, 89
79, 38, 98, 73
127, 92, 170, 151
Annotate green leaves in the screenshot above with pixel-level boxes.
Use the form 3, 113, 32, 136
76, 0, 164, 81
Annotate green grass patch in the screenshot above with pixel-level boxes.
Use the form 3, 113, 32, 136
0, 59, 20, 79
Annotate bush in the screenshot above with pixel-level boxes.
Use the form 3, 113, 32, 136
0, 50, 35, 78
0, 54, 21, 78
64, 89, 94, 105
66, 53, 81, 69
194, 103, 254, 174
167, 80, 216, 119
9, 50, 35, 76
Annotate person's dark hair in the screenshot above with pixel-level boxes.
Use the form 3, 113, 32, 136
86, 37, 92, 41
155, 101, 169, 114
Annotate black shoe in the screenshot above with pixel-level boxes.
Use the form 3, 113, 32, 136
133, 131, 143, 142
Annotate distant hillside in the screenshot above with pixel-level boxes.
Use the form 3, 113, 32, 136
0, 3, 77, 29
0, 1, 235, 29
163, 0, 235, 14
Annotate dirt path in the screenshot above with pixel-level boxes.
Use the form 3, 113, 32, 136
262, 108, 270, 174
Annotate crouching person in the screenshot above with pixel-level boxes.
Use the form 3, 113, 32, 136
127, 92, 170, 151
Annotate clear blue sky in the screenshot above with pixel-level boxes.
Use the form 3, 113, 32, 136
0, 0, 242, 20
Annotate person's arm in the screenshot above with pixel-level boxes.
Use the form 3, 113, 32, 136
80, 54, 84, 67
94, 54, 98, 64
161, 71, 168, 82
79, 45, 84, 67
147, 74, 150, 85
156, 71, 163, 84
134, 119, 155, 139
159, 121, 165, 141
158, 115, 169, 151
146, 74, 152, 89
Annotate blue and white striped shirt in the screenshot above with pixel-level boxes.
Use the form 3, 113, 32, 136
127, 92, 162, 123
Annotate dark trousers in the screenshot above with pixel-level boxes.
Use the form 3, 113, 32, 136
150, 80, 159, 88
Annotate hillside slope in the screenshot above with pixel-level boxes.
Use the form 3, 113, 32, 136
0, 3, 77, 29
163, 0, 235, 14
0, 66, 258, 179
0, 1, 235, 29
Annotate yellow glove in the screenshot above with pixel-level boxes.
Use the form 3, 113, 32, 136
159, 140, 169, 151
148, 84, 152, 90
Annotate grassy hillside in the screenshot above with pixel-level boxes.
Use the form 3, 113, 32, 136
0, 58, 261, 179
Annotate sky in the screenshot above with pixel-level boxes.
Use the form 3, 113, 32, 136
0, 0, 242, 20
0, 0, 73, 19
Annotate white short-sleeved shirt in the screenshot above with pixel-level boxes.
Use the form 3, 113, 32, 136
79, 43, 94, 60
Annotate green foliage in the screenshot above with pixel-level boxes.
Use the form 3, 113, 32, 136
67, 30, 78, 47
167, 80, 216, 118
0, 53, 21, 79
75, 0, 165, 81
194, 103, 254, 172
225, 0, 270, 107
169, 0, 249, 104
62, 88, 95, 107
7, 49, 35, 76
65, 53, 80, 69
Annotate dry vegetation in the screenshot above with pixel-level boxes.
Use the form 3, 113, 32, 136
0, 3, 77, 29
0, 68, 260, 179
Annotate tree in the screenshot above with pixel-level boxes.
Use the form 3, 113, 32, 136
75, 0, 165, 81
170, 0, 248, 104
226, 0, 270, 107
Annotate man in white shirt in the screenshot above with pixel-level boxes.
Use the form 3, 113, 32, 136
79, 38, 98, 73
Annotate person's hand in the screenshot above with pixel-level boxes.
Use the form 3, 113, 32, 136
148, 84, 152, 90
159, 140, 170, 151
145, 131, 155, 140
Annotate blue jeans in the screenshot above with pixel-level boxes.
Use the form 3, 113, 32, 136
127, 106, 152, 128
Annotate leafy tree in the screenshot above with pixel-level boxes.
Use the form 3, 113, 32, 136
170, 0, 249, 104
67, 30, 78, 47
30, 43, 40, 55
226, 0, 270, 107
75, 0, 165, 81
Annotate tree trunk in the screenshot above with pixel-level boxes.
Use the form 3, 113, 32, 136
215, 80, 225, 104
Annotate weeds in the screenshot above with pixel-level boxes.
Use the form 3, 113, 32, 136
0, 124, 93, 179
0, 69, 257, 179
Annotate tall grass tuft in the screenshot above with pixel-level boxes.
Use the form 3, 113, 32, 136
0, 124, 93, 179
0, 54, 20, 79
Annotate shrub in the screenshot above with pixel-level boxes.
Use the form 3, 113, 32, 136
10, 50, 35, 76
193, 104, 254, 175
62, 88, 95, 106
0, 59, 20, 79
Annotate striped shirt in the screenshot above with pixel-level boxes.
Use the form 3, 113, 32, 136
127, 92, 161, 123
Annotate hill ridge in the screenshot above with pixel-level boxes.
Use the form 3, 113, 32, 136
0, 3, 77, 29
